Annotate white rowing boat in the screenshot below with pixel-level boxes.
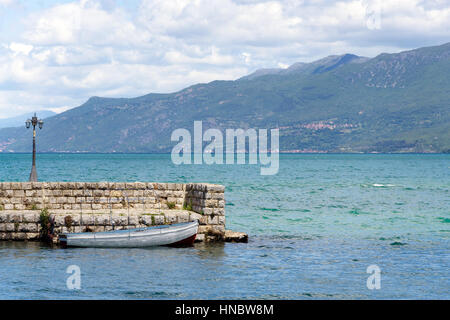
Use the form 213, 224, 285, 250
59, 220, 198, 248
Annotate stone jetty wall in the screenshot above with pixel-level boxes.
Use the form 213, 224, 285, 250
0, 182, 241, 243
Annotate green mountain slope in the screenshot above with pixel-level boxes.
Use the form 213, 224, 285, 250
1, 42, 449, 153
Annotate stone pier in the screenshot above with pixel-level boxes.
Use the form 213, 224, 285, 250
0, 182, 247, 243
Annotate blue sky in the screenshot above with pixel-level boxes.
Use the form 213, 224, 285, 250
0, 0, 449, 118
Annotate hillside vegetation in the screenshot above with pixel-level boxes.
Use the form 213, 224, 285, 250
0, 42, 449, 153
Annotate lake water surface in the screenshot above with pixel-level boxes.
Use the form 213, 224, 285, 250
0, 154, 448, 299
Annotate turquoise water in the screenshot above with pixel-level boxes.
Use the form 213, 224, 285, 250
0, 154, 449, 299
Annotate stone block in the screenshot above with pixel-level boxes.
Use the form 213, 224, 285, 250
53, 215, 65, 227
32, 196, 43, 203
207, 215, 219, 225
212, 225, 225, 234
22, 213, 40, 223
67, 182, 78, 189
133, 190, 144, 197
56, 197, 66, 204
62, 190, 73, 196
73, 190, 84, 197
110, 190, 122, 197
207, 184, 225, 193
62, 214, 80, 227
139, 215, 153, 226
134, 182, 146, 189
11, 232, 27, 240
203, 208, 213, 215
146, 183, 154, 190
153, 215, 164, 225
112, 215, 128, 226
213, 208, 225, 216
8, 213, 22, 223
75, 182, 85, 189
189, 212, 203, 221
85, 182, 98, 190
51, 190, 62, 196
206, 200, 218, 208
0, 182, 11, 190
10, 182, 21, 190
81, 203, 91, 210
128, 216, 138, 225
26, 233, 40, 241
197, 225, 209, 234
199, 216, 208, 225
22, 183, 32, 190
13, 190, 25, 197
19, 223, 38, 233
95, 214, 110, 225
0, 214, 8, 223
195, 233, 205, 242
48, 182, 58, 190
224, 230, 248, 243
93, 190, 103, 197
167, 183, 176, 190
0, 232, 11, 240
98, 182, 108, 190
176, 211, 189, 223
211, 193, 224, 200
115, 182, 125, 190
25, 190, 36, 197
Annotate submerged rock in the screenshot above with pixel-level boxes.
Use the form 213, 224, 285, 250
224, 230, 248, 243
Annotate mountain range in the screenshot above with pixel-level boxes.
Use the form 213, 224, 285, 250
0, 111, 56, 129
0, 42, 449, 153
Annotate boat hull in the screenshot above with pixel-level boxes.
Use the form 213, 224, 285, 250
59, 221, 198, 248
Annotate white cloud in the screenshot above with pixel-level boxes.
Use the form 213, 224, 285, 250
7, 42, 33, 56
0, 0, 15, 6
48, 105, 72, 114
23, 1, 147, 46
0, 0, 449, 118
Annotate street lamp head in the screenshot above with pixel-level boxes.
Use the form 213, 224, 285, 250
25, 113, 44, 129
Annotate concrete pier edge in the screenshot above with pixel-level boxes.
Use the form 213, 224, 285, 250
0, 182, 248, 243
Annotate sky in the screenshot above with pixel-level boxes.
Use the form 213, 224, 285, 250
0, 0, 449, 118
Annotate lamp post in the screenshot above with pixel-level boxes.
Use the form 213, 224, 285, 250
25, 113, 44, 182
